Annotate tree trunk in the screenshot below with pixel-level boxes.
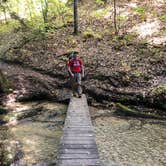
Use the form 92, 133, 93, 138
10, 12, 28, 28
73, 0, 78, 34
40, 0, 48, 23
3, 7, 8, 24
113, 0, 118, 35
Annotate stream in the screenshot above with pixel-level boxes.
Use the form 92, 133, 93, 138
0, 102, 166, 166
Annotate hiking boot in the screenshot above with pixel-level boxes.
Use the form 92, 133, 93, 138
73, 93, 78, 97
78, 94, 82, 98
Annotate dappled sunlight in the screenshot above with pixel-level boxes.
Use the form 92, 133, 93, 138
5, 94, 32, 112
153, 0, 165, 6
127, 2, 137, 8
60, 0, 68, 3
10, 122, 63, 165
148, 36, 166, 45
91, 7, 111, 19
129, 19, 160, 38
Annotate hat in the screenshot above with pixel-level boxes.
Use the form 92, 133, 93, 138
73, 51, 79, 54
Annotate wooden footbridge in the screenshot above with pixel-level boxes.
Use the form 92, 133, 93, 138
57, 94, 116, 166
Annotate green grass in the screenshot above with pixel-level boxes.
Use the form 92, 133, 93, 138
0, 21, 20, 33
91, 7, 110, 19
134, 7, 145, 14
116, 103, 166, 119
95, 0, 105, 5
159, 14, 166, 20
83, 28, 102, 39
0, 106, 7, 114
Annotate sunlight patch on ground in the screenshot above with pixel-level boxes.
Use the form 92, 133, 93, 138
91, 7, 111, 19
148, 36, 166, 45
127, 3, 137, 8
129, 19, 160, 38
60, 0, 68, 3
153, 0, 165, 6
104, 12, 112, 19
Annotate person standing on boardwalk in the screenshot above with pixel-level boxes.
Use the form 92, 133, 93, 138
68, 51, 84, 97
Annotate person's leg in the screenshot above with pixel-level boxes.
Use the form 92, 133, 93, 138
70, 75, 74, 96
77, 73, 82, 97
73, 74, 77, 96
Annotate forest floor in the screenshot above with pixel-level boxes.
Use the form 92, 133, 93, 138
0, 0, 166, 117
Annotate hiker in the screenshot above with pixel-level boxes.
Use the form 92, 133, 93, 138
67, 51, 84, 97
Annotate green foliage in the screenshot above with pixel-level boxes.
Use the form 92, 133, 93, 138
0, 0, 71, 31
134, 7, 145, 14
133, 6, 147, 20
49, 0, 72, 25
95, 0, 105, 5
159, 14, 166, 20
91, 7, 110, 19
0, 106, 7, 115
112, 33, 136, 49
0, 70, 11, 94
152, 84, 166, 96
117, 15, 127, 21
116, 103, 166, 119
83, 28, 102, 40
117, 15, 128, 31
0, 21, 20, 32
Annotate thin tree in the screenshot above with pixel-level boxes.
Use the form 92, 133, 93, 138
73, 0, 78, 34
40, 0, 48, 23
0, 5, 8, 24
0, 0, 8, 24
113, 0, 118, 35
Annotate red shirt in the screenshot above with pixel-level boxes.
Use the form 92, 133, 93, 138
68, 59, 83, 72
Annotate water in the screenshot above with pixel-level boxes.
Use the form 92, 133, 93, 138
0, 102, 166, 166
0, 102, 66, 165
92, 107, 166, 166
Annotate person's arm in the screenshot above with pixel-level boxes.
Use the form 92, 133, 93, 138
81, 60, 85, 78
82, 65, 85, 78
68, 60, 74, 77
68, 66, 74, 77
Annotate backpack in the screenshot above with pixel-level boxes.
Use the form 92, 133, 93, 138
71, 59, 81, 67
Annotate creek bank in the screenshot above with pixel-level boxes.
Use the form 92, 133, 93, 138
0, 101, 67, 166
0, 60, 165, 118
0, 99, 165, 165
0, 23, 165, 116
93, 114, 166, 166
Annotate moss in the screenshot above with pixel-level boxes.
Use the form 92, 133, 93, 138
116, 103, 166, 120
0, 70, 12, 93
91, 7, 110, 19
162, 104, 166, 109
111, 33, 137, 49
152, 84, 166, 96
92, 75, 107, 81
159, 14, 166, 20
0, 106, 7, 115
151, 84, 166, 109
83, 28, 102, 40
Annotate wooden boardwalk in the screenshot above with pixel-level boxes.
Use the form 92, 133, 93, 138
57, 94, 101, 166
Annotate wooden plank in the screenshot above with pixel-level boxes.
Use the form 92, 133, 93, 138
65, 122, 91, 125
65, 125, 92, 127
57, 159, 101, 166
63, 134, 94, 137
59, 148, 98, 154
60, 140, 96, 145
58, 153, 99, 159
60, 144, 97, 149
57, 94, 102, 166
63, 130, 93, 134
64, 127, 93, 130
61, 137, 95, 141
64, 126, 92, 130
